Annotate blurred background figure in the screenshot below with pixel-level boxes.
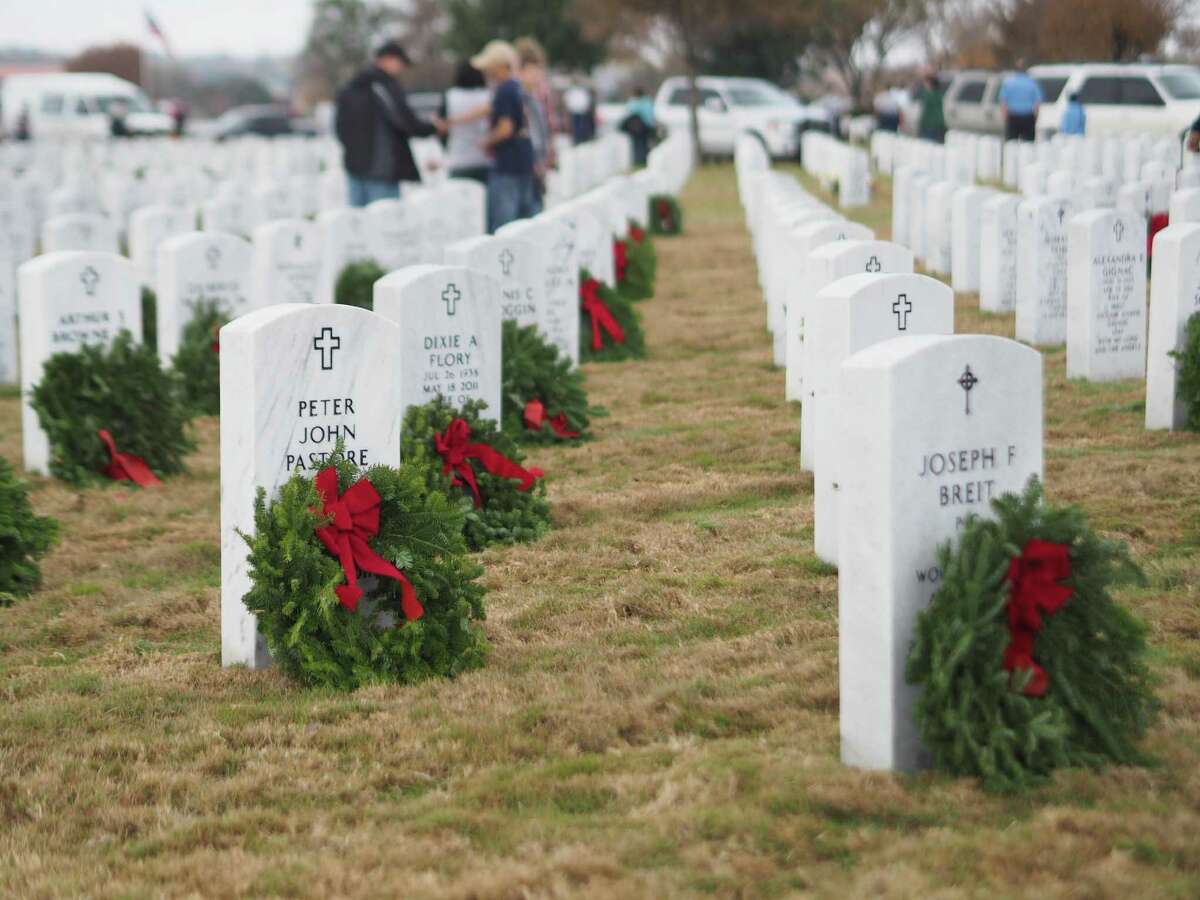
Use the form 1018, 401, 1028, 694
1060, 91, 1086, 136
443, 60, 491, 184
873, 87, 901, 133
999, 62, 1042, 142
335, 39, 445, 207
916, 71, 945, 143
473, 39, 537, 232
109, 98, 130, 138
564, 78, 593, 144
621, 85, 655, 165
516, 37, 554, 207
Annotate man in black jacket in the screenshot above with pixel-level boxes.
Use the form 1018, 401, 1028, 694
336, 41, 445, 207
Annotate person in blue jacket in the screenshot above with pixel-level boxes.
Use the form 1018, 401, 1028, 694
1060, 92, 1086, 136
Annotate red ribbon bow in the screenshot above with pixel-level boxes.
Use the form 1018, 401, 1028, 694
314, 467, 424, 620
629, 225, 646, 245
523, 399, 580, 439
614, 239, 628, 284
1003, 539, 1073, 697
211, 324, 220, 354
434, 418, 542, 508
580, 278, 625, 352
98, 429, 161, 488
1149, 212, 1169, 258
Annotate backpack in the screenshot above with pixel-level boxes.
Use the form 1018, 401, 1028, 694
335, 78, 377, 176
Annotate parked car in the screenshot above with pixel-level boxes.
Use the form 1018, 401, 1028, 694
652, 76, 822, 159
1033, 63, 1200, 138
943, 70, 1012, 135
212, 105, 318, 141
1, 73, 173, 139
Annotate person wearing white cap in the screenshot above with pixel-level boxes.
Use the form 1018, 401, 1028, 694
471, 39, 537, 232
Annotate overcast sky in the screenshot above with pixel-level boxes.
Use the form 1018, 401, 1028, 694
0, 0, 315, 57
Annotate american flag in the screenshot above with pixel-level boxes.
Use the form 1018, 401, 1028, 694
144, 9, 173, 57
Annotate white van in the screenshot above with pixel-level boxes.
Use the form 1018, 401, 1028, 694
1032, 63, 1200, 138
1, 73, 173, 139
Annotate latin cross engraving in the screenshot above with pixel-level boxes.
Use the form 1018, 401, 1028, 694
313, 327, 341, 371
80, 266, 99, 296
1113, 220, 1125, 243
865, 255, 881, 273
293, 232, 303, 250
892, 293, 912, 331
1056, 206, 1066, 225
206, 244, 222, 270
957, 364, 978, 415
442, 283, 461, 317
499, 249, 515, 275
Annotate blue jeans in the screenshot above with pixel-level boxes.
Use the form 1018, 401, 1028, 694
487, 172, 540, 233
347, 176, 400, 208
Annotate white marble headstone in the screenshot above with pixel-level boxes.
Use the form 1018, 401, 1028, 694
41, 213, 119, 254
316, 208, 374, 306
950, 186, 990, 293
18, 251, 139, 474
251, 219, 322, 308
219, 303, 404, 669
979, 194, 1020, 313
839, 334, 1043, 772
1146, 222, 1200, 429
1016, 196, 1073, 344
809, 273, 954, 563
373, 265, 502, 420
129, 204, 196, 288
366, 197, 423, 271
0, 259, 15, 384
443, 234, 542, 330
497, 216, 581, 366
1066, 208, 1147, 381
157, 231, 253, 366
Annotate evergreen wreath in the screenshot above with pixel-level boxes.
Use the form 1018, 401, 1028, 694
1169, 311, 1200, 431
502, 319, 602, 444
649, 194, 683, 236
335, 260, 386, 310
30, 331, 194, 487
906, 479, 1157, 792
579, 269, 645, 363
618, 227, 657, 302
401, 396, 551, 551
240, 448, 488, 690
0, 455, 59, 607
171, 300, 226, 417
141, 286, 158, 353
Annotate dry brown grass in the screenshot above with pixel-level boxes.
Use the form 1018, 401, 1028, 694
1, 164, 1199, 899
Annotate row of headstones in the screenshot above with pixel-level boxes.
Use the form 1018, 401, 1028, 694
893, 164, 1194, 428
799, 132, 872, 208
0, 127, 672, 386
9, 161, 665, 455
871, 129, 1192, 193
735, 135, 1045, 772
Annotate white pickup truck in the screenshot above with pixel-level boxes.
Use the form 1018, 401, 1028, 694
651, 76, 823, 160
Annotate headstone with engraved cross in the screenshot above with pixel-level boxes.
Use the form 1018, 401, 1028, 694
1066, 208, 1147, 381
809, 273, 954, 564
219, 303, 404, 669
18, 251, 140, 474
251, 219, 323, 308
157, 231, 253, 366
497, 215, 581, 367
373, 264, 502, 421
1016, 196, 1074, 345
838, 334, 1044, 772
443, 234, 542, 330
0, 254, 16, 385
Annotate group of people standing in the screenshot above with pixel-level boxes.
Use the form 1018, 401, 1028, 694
336, 37, 564, 233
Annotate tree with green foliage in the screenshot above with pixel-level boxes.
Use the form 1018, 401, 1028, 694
443, 0, 605, 71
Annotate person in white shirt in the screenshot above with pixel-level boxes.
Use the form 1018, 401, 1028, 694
443, 60, 492, 183
564, 79, 593, 144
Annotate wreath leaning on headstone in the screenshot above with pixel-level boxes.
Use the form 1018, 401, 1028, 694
579, 268, 645, 363
335, 260, 386, 311
0, 455, 59, 607
402, 396, 551, 551
615, 226, 657, 302
30, 331, 194, 487
240, 449, 488, 690
905, 479, 1158, 793
502, 320, 603, 445
1169, 311, 1200, 432
171, 300, 227, 417
649, 194, 683, 236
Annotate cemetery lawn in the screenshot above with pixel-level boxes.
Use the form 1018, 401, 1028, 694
3, 167, 1200, 900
